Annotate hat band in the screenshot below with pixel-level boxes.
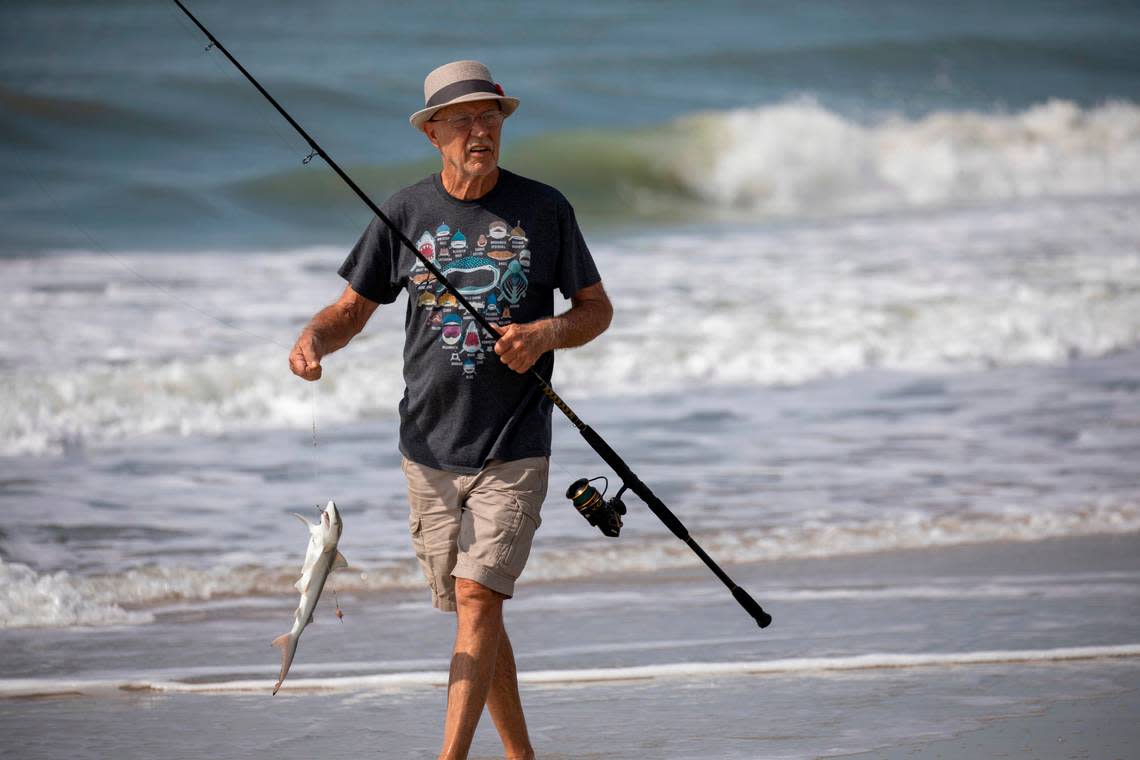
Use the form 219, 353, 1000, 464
425, 79, 500, 109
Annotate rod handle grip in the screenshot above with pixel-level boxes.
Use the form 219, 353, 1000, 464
733, 586, 772, 628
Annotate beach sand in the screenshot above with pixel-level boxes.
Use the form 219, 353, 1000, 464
2, 532, 1138, 759
839, 687, 1139, 760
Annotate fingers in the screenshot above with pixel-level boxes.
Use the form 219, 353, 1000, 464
493, 324, 536, 374
289, 347, 321, 380
500, 351, 531, 373
289, 334, 323, 381
492, 324, 513, 357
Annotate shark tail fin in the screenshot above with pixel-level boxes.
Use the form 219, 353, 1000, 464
270, 632, 295, 696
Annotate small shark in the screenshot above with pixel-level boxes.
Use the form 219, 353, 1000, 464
271, 500, 347, 695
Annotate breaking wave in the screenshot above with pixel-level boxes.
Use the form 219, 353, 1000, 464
644, 98, 1140, 217
0, 559, 154, 629
2, 500, 1135, 629
233, 98, 1140, 221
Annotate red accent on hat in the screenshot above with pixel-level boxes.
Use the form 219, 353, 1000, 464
493, 83, 504, 96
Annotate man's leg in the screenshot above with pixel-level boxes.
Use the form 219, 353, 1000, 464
438, 578, 534, 760
485, 628, 533, 760
439, 457, 546, 759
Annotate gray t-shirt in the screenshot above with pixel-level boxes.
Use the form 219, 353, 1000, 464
339, 169, 601, 473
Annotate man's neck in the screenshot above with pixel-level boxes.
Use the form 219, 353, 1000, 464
440, 166, 500, 200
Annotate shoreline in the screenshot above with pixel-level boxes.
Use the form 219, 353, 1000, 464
2, 531, 1138, 758
3, 529, 1138, 627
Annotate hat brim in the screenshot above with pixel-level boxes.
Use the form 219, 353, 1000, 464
410, 93, 520, 130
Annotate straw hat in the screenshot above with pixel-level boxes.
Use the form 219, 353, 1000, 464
409, 60, 519, 130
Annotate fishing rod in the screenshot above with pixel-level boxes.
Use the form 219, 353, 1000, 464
171, 0, 771, 629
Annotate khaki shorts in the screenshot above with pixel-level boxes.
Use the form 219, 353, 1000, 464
401, 455, 549, 612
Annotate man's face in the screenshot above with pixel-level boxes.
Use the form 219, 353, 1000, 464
423, 99, 503, 178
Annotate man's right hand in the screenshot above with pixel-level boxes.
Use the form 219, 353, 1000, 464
288, 285, 380, 382
289, 331, 324, 381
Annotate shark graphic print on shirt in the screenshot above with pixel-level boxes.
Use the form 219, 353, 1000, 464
409, 218, 531, 378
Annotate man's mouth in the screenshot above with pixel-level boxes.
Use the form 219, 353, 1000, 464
469, 145, 492, 154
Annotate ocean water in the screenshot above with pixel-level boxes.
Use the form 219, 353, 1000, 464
2, 1, 1139, 758
4, 0, 1140, 252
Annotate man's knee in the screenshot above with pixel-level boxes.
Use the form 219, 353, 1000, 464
455, 577, 506, 610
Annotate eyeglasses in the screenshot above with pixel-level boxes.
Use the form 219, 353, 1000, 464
429, 109, 505, 131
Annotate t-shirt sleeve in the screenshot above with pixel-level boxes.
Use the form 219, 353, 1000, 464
338, 214, 405, 304
555, 198, 602, 300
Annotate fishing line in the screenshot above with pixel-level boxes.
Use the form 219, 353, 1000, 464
171, 0, 771, 628
165, 2, 365, 500
310, 381, 321, 493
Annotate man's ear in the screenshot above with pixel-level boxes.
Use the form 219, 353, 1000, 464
423, 123, 441, 150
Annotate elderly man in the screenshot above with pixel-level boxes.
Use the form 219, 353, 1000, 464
289, 60, 611, 760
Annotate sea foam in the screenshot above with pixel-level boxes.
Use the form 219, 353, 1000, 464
0, 559, 153, 629
660, 98, 1140, 216
2, 192, 1138, 456
2, 644, 1137, 698
1, 500, 1135, 630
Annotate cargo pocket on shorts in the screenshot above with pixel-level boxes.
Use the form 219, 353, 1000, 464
495, 493, 543, 581
408, 514, 437, 594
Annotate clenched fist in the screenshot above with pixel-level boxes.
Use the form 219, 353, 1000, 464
493, 321, 553, 374
289, 331, 324, 381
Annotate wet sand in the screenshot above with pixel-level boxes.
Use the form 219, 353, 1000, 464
2, 532, 1138, 759
838, 686, 1139, 760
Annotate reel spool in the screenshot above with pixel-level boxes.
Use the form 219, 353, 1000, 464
565, 476, 626, 538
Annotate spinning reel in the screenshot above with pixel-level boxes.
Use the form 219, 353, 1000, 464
565, 476, 627, 537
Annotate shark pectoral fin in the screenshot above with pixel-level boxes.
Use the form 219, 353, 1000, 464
291, 513, 313, 529
332, 551, 348, 570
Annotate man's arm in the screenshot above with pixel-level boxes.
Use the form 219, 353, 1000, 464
493, 281, 613, 374
289, 284, 380, 381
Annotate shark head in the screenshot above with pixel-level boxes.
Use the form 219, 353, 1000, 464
319, 500, 343, 546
